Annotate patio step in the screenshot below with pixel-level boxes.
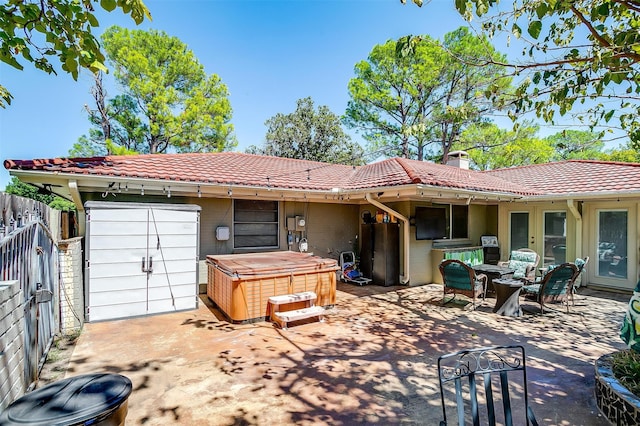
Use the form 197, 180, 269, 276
268, 291, 317, 305
268, 291, 324, 329
273, 306, 325, 329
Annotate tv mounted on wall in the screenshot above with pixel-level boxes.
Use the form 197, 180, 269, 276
415, 206, 447, 240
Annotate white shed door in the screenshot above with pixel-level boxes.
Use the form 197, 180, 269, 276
87, 206, 199, 321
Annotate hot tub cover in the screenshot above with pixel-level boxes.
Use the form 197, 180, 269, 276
207, 251, 338, 278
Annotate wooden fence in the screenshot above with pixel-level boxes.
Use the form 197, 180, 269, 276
0, 193, 58, 391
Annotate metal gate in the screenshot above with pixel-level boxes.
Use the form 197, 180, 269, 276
0, 197, 58, 391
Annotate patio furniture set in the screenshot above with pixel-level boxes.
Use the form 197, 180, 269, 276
439, 248, 589, 316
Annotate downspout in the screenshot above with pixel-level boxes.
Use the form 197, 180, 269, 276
567, 199, 582, 259
68, 180, 86, 236
364, 193, 410, 285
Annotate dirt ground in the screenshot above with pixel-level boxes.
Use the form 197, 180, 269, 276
37, 331, 80, 388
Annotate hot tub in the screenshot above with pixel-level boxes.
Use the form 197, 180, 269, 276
206, 251, 338, 323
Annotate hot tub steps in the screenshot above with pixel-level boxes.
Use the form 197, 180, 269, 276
269, 291, 325, 329
273, 306, 325, 329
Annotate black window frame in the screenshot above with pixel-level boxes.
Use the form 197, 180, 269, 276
233, 199, 280, 249
431, 203, 469, 240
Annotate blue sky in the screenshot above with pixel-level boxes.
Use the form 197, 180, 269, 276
0, 0, 474, 189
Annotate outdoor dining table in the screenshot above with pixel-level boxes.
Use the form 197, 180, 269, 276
472, 264, 515, 292
492, 278, 524, 317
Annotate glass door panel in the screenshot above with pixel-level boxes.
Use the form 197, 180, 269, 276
543, 211, 567, 267
597, 210, 628, 279
510, 212, 529, 252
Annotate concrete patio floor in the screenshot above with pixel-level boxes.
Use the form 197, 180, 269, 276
61, 283, 629, 425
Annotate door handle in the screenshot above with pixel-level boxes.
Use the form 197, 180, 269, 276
142, 256, 153, 273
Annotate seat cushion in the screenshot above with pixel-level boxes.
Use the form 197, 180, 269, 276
509, 260, 530, 279
510, 250, 537, 263
508, 251, 537, 279
522, 284, 540, 294
443, 263, 473, 290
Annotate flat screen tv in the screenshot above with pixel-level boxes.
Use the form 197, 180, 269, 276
415, 206, 447, 240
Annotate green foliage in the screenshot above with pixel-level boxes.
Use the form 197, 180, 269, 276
408, 0, 640, 147
545, 130, 606, 161
76, 26, 236, 155
345, 27, 510, 162
48, 197, 76, 212
455, 124, 639, 169
0, 0, 151, 107
455, 122, 554, 170
69, 134, 105, 157
4, 177, 75, 211
601, 144, 640, 163
611, 350, 640, 398
249, 97, 365, 165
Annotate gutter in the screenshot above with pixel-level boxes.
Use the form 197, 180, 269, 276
364, 193, 410, 285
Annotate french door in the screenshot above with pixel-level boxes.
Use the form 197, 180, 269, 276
508, 209, 567, 268
596, 210, 628, 279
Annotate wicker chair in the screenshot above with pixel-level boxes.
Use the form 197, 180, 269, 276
498, 248, 540, 283
521, 262, 579, 314
569, 256, 589, 304
439, 259, 488, 310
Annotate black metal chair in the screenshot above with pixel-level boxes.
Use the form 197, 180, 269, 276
437, 345, 538, 426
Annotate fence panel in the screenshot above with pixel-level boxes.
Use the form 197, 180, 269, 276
0, 193, 58, 391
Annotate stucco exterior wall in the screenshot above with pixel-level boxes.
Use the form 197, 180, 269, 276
79, 194, 504, 288
297, 202, 360, 259
356, 201, 497, 285
196, 197, 233, 256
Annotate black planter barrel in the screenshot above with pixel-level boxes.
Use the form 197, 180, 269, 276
0, 373, 132, 426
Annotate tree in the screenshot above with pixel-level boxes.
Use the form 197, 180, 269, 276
405, 0, 640, 147
247, 97, 365, 165
455, 123, 639, 168
345, 27, 510, 162
0, 0, 150, 107
454, 122, 554, 170
601, 144, 640, 162
77, 26, 236, 155
4, 177, 75, 210
71, 72, 148, 156
545, 130, 606, 161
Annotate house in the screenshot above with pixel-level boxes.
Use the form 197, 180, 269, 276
5, 152, 640, 295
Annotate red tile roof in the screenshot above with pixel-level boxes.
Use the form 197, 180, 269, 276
4, 153, 538, 195
6, 153, 638, 197
484, 160, 640, 195
4, 153, 355, 191
396, 158, 539, 195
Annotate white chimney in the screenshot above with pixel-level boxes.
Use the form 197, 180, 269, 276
446, 150, 469, 169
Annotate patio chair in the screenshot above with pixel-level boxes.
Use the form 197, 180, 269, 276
570, 256, 589, 303
521, 262, 579, 314
439, 259, 488, 310
498, 248, 540, 283
437, 345, 539, 426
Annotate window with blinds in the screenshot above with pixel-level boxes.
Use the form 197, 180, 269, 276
233, 199, 279, 249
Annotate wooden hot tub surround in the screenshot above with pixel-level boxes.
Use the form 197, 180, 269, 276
206, 251, 338, 323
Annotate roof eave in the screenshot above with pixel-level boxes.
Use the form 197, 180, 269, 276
518, 189, 640, 202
